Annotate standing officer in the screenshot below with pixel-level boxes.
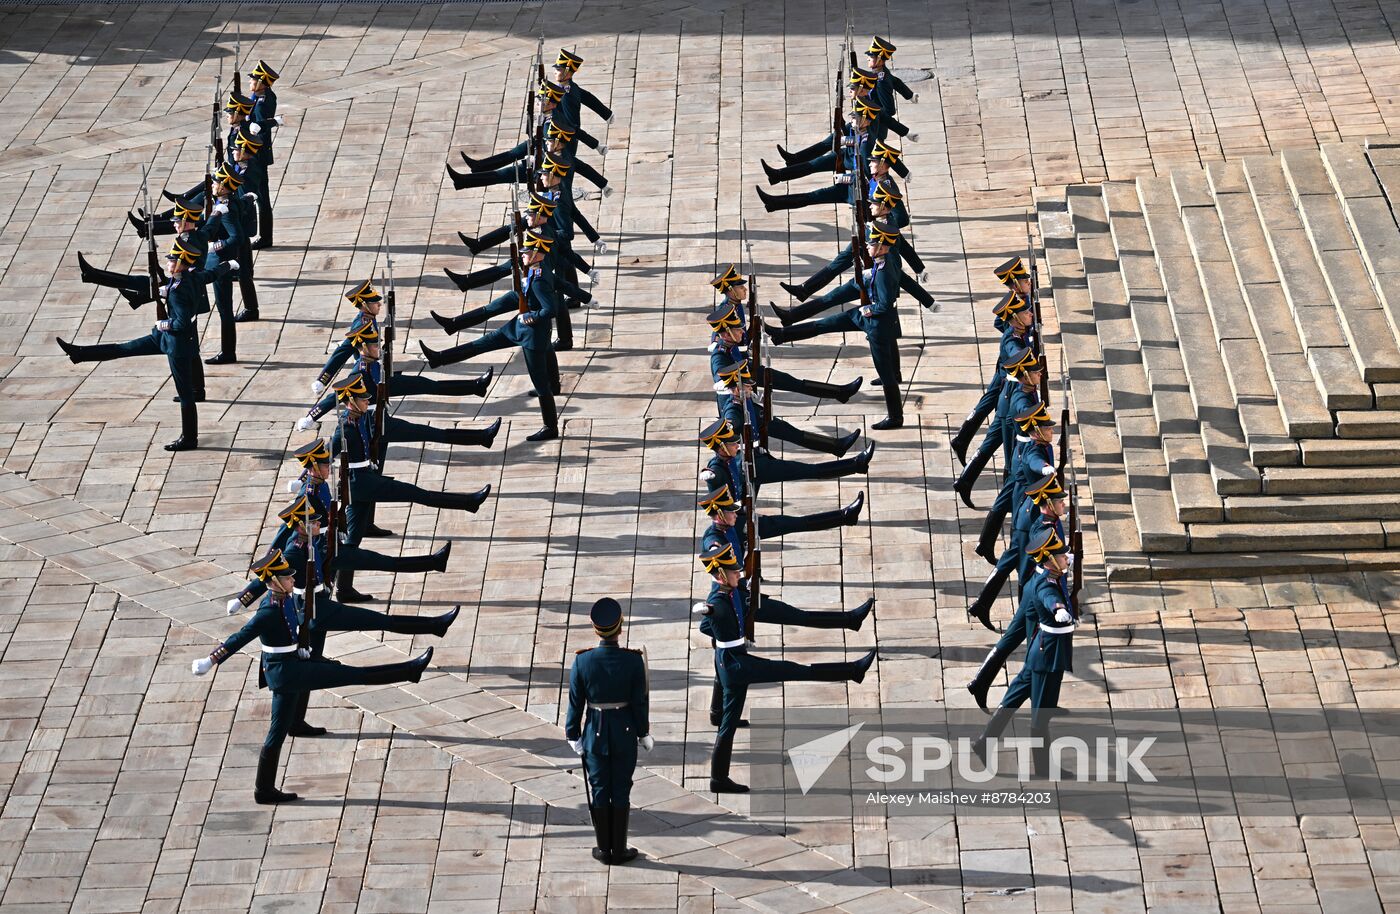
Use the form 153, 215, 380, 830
203, 163, 249, 364
191, 548, 434, 804
565, 598, 651, 866
57, 234, 235, 451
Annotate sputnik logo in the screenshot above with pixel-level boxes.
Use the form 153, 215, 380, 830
787, 723, 864, 795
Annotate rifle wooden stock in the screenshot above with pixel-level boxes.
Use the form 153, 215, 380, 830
299, 535, 316, 652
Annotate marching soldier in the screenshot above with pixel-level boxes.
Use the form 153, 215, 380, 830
191, 548, 434, 804
970, 526, 1076, 777
457, 104, 608, 192
565, 598, 651, 865
756, 94, 882, 214
247, 60, 280, 247
58, 234, 235, 451
775, 176, 934, 312
706, 293, 862, 404
295, 316, 498, 434
966, 470, 1066, 634
965, 501, 1068, 709
698, 545, 876, 793
953, 338, 1041, 508
324, 369, 500, 451
419, 226, 563, 442
864, 36, 916, 114
975, 401, 1056, 563
764, 222, 907, 430
202, 163, 251, 364
552, 48, 615, 124
698, 417, 875, 499
951, 260, 1039, 465
715, 359, 860, 456
699, 482, 864, 551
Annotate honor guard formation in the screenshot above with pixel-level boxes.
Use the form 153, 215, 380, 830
44, 32, 1090, 868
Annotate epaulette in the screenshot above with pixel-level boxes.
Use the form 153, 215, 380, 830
622, 647, 643, 654
575, 647, 594, 654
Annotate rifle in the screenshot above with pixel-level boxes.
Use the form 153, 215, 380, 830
1063, 355, 1083, 611
740, 220, 768, 450
529, 38, 545, 178
298, 519, 316, 656
1027, 213, 1050, 406
832, 37, 847, 174
233, 26, 242, 95
141, 164, 168, 323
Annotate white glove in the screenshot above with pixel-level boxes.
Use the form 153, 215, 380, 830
594, 240, 608, 254
1041, 466, 1054, 476
588, 269, 600, 284
287, 479, 300, 493
918, 271, 929, 284
192, 657, 214, 676
568, 739, 584, 755
606, 113, 615, 125
907, 132, 920, 143
911, 93, 920, 104
312, 380, 326, 397
212, 202, 229, 216
226, 597, 242, 615
597, 144, 609, 156
699, 468, 716, 483
744, 638, 757, 650
226, 259, 240, 272
249, 122, 262, 135
156, 320, 171, 332
273, 115, 284, 127
296, 647, 311, 659
639, 735, 654, 752
249, 234, 261, 245
692, 601, 712, 615
296, 415, 318, 432
1053, 608, 1073, 624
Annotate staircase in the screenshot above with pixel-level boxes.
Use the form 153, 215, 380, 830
1040, 140, 1400, 580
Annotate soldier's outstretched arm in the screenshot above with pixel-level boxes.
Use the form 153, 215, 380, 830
564, 660, 586, 740
575, 126, 601, 150
573, 158, 608, 190
571, 207, 601, 244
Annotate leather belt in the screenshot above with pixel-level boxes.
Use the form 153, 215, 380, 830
348, 460, 373, 469
292, 585, 326, 596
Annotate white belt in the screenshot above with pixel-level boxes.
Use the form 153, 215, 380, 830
591, 702, 628, 710
261, 643, 298, 654
715, 637, 746, 649
348, 460, 373, 469
292, 585, 326, 596
1039, 623, 1075, 635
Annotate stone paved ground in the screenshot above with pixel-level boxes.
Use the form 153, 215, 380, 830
1, 0, 1400, 911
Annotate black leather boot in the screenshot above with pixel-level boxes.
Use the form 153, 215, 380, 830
971, 707, 1016, 765
610, 806, 638, 864
709, 732, 748, 793
845, 597, 875, 631
254, 745, 299, 804
335, 568, 374, 603
872, 382, 904, 430
589, 805, 612, 864
954, 445, 995, 509
967, 644, 1014, 711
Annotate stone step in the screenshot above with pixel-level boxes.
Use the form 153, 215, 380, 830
1206, 160, 1338, 438
1335, 409, 1400, 438
1242, 155, 1374, 408
1135, 176, 1262, 494
1262, 464, 1400, 495
1281, 147, 1400, 382
1223, 493, 1400, 523
1037, 194, 1189, 554
1325, 143, 1400, 350
1173, 168, 1298, 466
1299, 437, 1400, 467
1186, 520, 1389, 553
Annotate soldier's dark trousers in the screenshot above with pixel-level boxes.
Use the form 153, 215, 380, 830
955, 373, 1005, 451
758, 507, 848, 539
766, 151, 838, 183
468, 141, 528, 172
766, 367, 851, 401
978, 476, 1016, 556
766, 417, 851, 456
237, 239, 259, 316
762, 183, 847, 211
346, 471, 489, 545
66, 336, 198, 440
390, 373, 488, 399
383, 414, 497, 448
784, 134, 835, 164
262, 653, 425, 752
80, 262, 149, 294
753, 449, 865, 491
334, 543, 445, 575
966, 601, 1031, 698
429, 332, 559, 429
256, 180, 273, 244
212, 270, 237, 357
